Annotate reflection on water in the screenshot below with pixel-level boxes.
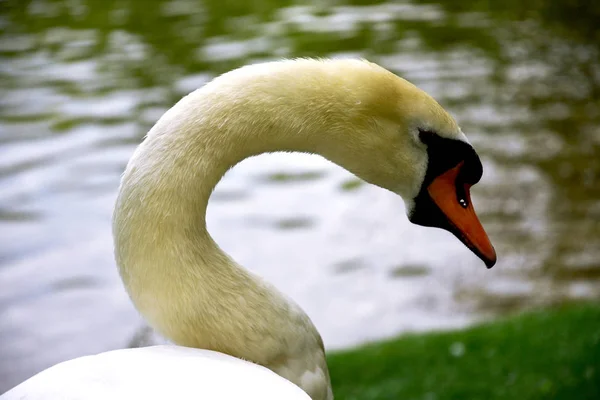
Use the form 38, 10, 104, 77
1, 0, 599, 392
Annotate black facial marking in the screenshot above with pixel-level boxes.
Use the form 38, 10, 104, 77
417, 129, 482, 189
409, 129, 482, 226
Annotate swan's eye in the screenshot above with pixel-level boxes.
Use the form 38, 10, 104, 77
458, 198, 468, 208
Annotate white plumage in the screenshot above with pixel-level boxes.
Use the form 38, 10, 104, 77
3, 346, 310, 399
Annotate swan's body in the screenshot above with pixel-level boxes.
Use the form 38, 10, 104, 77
3, 59, 496, 400
3, 346, 310, 400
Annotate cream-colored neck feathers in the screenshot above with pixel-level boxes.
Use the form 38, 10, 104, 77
113, 59, 462, 400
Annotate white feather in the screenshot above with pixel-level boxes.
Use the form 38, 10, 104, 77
3, 346, 310, 400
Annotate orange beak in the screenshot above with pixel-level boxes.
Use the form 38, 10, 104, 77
427, 162, 497, 268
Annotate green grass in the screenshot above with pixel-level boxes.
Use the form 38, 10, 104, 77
328, 303, 600, 400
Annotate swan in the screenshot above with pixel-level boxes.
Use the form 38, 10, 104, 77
2, 58, 496, 400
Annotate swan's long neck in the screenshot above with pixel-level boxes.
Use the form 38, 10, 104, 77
112, 62, 401, 400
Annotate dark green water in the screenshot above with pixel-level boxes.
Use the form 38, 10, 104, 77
1, 0, 599, 393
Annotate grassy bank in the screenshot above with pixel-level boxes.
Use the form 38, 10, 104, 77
328, 303, 600, 400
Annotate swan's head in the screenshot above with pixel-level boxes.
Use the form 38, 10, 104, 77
304, 59, 496, 267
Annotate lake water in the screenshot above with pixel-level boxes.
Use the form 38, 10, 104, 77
1, 0, 599, 393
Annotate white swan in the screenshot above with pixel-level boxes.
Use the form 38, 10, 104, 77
2, 58, 496, 400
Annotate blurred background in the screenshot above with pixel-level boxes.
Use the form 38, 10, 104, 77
1, 0, 599, 394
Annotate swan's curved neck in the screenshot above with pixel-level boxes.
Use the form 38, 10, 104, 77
111, 68, 361, 400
